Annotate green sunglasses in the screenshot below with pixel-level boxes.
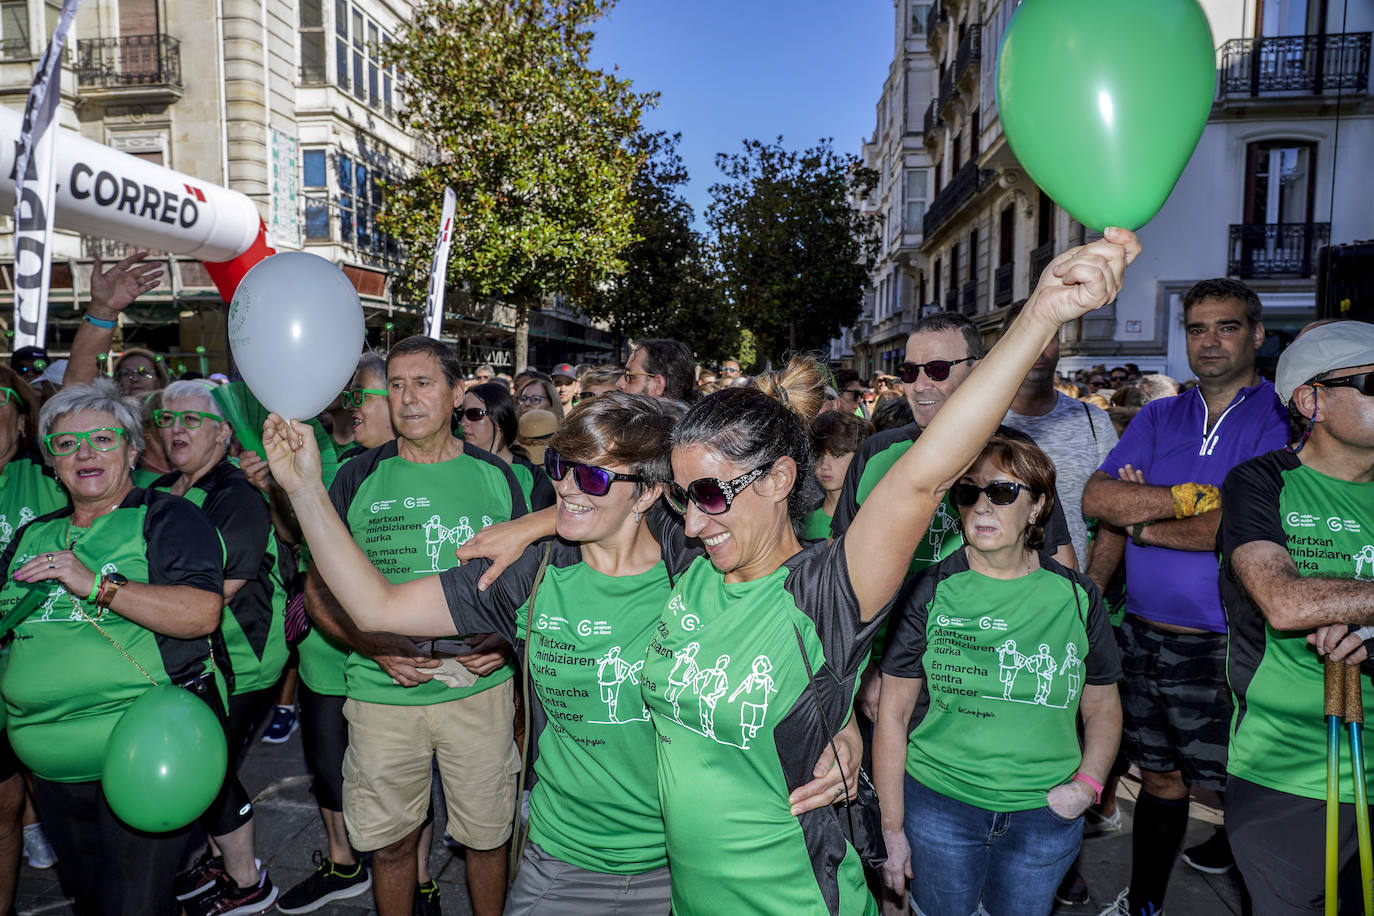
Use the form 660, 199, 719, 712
153, 409, 223, 429
341, 387, 387, 408
44, 427, 126, 456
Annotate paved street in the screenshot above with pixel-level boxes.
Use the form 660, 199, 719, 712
14, 726, 1247, 915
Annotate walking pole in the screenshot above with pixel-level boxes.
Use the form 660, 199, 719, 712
1329, 657, 1345, 916
1344, 662, 1374, 916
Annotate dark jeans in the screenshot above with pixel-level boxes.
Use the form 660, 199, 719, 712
904, 777, 1081, 916
33, 777, 193, 916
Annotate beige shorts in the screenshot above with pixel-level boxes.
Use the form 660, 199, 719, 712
342, 680, 519, 852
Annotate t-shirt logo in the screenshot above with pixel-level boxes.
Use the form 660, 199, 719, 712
991, 639, 1082, 707
663, 641, 777, 750
421, 514, 492, 572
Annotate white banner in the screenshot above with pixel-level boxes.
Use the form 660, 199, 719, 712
422, 187, 456, 340
11, 0, 81, 350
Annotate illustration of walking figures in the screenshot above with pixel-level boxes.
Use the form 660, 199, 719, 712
996, 639, 1025, 699
423, 515, 466, 571
597, 647, 631, 722
1027, 644, 1056, 705
695, 655, 731, 739
1058, 644, 1083, 704
1355, 545, 1374, 581
665, 642, 701, 718
728, 656, 776, 744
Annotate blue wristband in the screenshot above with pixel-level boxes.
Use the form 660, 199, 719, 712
83, 313, 116, 329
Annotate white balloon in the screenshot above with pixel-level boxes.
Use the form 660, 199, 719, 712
228, 252, 364, 420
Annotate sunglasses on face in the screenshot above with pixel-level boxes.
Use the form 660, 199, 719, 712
951, 481, 1031, 507
45, 427, 126, 456
544, 448, 644, 497
114, 366, 155, 381
16, 361, 46, 377
896, 356, 976, 384
153, 409, 223, 429
720, 366, 741, 375
460, 407, 489, 422
840, 388, 863, 401
1314, 372, 1374, 397
341, 387, 387, 408
665, 465, 770, 516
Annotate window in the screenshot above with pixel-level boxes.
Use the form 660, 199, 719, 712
904, 168, 927, 232
382, 31, 394, 114
367, 21, 379, 105
1, 0, 28, 57
968, 228, 978, 284
299, 0, 324, 81
1244, 140, 1314, 225
337, 153, 354, 243
911, 3, 930, 35
334, 0, 348, 90
351, 10, 364, 99
302, 150, 329, 240
1036, 189, 1054, 247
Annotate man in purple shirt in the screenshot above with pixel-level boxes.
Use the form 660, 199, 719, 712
1084, 279, 1288, 916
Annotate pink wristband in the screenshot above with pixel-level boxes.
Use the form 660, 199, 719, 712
1072, 773, 1104, 804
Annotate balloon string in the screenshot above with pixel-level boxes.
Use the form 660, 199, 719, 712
67, 592, 159, 687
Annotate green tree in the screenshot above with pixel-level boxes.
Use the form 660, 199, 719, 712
379, 0, 650, 369
578, 131, 741, 364
706, 137, 880, 366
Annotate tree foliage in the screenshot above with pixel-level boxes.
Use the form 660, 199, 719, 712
706, 138, 880, 366
379, 0, 650, 368
578, 131, 741, 364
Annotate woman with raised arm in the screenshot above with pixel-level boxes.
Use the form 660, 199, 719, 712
262, 392, 860, 915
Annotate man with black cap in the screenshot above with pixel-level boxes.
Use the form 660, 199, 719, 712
550, 363, 578, 410
1217, 320, 1374, 913
9, 347, 47, 383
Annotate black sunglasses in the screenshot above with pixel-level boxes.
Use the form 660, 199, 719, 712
460, 407, 489, 422
1314, 372, 1374, 397
896, 356, 976, 384
665, 465, 769, 516
544, 448, 643, 497
951, 481, 1031, 507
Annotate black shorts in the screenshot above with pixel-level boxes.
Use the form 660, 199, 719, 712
1118, 614, 1232, 792
1228, 775, 1370, 914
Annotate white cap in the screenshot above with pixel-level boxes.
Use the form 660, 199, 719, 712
1275, 321, 1374, 404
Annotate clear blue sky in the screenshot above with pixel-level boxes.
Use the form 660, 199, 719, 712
590, 0, 893, 229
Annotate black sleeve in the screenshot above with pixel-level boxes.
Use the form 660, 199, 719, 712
1078, 572, 1122, 684
527, 465, 557, 512
201, 475, 270, 581
1219, 451, 1291, 573
787, 537, 888, 678
646, 502, 701, 578
143, 493, 225, 595
328, 441, 390, 522
880, 562, 943, 678
829, 447, 866, 537
437, 542, 577, 645
1041, 486, 1073, 555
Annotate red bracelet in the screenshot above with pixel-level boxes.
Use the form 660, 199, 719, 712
1072, 773, 1104, 804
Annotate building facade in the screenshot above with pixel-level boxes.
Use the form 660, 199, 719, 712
850, 0, 1373, 381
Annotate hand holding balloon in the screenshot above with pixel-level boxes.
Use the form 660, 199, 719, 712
262, 414, 324, 495
1024, 227, 1140, 328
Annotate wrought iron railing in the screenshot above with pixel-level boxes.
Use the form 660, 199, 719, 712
937, 67, 955, 115
961, 280, 977, 315
1029, 241, 1056, 284
923, 160, 990, 237
955, 24, 982, 83
926, 2, 947, 40
75, 34, 181, 90
924, 96, 942, 134
1220, 32, 1370, 96
994, 261, 1014, 306
1228, 222, 1329, 278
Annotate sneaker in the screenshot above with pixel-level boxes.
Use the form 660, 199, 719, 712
21, 823, 56, 869
175, 853, 229, 901
1181, 826, 1235, 874
1096, 887, 1165, 916
414, 878, 440, 916
1083, 804, 1122, 837
261, 704, 298, 744
277, 851, 371, 914
1054, 866, 1090, 905
187, 865, 279, 916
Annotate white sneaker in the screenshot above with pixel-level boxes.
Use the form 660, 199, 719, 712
1096, 888, 1164, 916
22, 822, 57, 869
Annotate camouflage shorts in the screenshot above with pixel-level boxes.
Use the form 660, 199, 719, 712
1118, 614, 1232, 792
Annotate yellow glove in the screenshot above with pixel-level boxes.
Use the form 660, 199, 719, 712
1171, 483, 1221, 518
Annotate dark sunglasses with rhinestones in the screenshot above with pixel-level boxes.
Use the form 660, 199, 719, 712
544, 448, 644, 497
664, 465, 771, 516
896, 356, 977, 384
951, 480, 1031, 507
1313, 372, 1374, 398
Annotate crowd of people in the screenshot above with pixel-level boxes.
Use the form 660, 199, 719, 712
0, 230, 1371, 916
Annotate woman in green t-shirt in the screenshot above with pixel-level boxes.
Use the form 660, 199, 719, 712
460, 382, 556, 511
873, 436, 1122, 915
802, 411, 873, 541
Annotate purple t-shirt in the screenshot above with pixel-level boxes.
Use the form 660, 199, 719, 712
1098, 380, 1288, 632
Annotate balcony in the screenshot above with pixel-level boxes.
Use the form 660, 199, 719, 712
1029, 241, 1056, 286
923, 96, 942, 135
75, 34, 181, 100
944, 289, 958, 311
927, 2, 949, 45
994, 261, 1014, 306
937, 67, 956, 116
1228, 222, 1329, 279
923, 159, 992, 237
961, 281, 977, 315
1221, 32, 1369, 98
954, 24, 982, 86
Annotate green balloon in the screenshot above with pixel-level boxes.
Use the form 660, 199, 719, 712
996, 0, 1215, 231
101, 684, 227, 833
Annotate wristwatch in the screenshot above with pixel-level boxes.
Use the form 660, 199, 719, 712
96, 573, 128, 609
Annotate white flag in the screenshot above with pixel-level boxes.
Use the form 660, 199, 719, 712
11, 0, 82, 351
422, 187, 456, 340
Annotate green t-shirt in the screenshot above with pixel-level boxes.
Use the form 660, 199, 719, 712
440, 543, 672, 874
0, 452, 67, 555
640, 520, 880, 916
881, 550, 1121, 811
154, 461, 290, 695
1221, 451, 1374, 802
0, 489, 224, 781
329, 439, 526, 705
801, 507, 832, 542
